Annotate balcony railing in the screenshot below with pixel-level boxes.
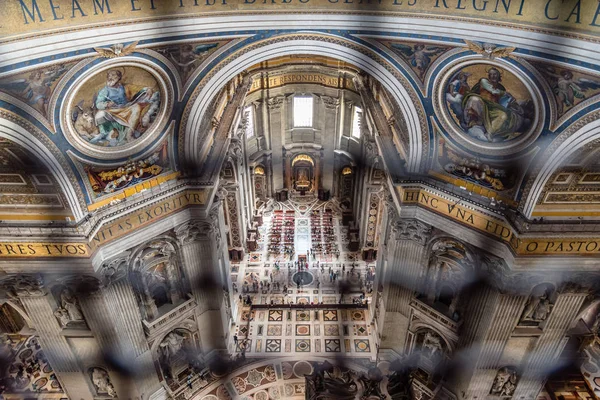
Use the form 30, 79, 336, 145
410, 298, 461, 331
142, 297, 197, 336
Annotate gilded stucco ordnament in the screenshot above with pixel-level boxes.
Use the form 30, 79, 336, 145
180, 33, 428, 173
5, 0, 600, 40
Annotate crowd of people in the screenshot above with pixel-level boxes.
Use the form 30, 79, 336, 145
310, 209, 339, 258
268, 210, 295, 258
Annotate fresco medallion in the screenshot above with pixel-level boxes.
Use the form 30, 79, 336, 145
62, 60, 171, 159
436, 59, 542, 155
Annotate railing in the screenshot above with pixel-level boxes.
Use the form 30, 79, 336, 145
410, 298, 461, 331
142, 297, 197, 335
251, 303, 368, 310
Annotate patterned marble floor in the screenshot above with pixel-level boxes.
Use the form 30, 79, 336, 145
230, 198, 377, 360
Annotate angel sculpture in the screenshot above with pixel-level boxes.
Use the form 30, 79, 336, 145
464, 40, 516, 59
94, 41, 139, 58
390, 43, 446, 78
539, 66, 600, 115
0, 64, 68, 113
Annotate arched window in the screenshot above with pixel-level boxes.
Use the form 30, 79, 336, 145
293, 96, 313, 127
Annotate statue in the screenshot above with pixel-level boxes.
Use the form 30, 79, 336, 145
160, 331, 186, 362
490, 367, 517, 396
91, 368, 117, 397
421, 331, 443, 358
521, 290, 552, 323
60, 289, 84, 321
54, 288, 84, 326
54, 308, 70, 327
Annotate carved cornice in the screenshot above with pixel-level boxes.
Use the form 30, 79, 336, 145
392, 219, 432, 245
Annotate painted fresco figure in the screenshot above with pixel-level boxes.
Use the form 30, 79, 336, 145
90, 69, 160, 147
446, 72, 471, 120
461, 67, 532, 142
390, 43, 446, 78
446, 67, 534, 143
539, 66, 600, 115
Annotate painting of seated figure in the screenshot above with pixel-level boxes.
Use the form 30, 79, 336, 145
445, 63, 535, 144
71, 66, 162, 148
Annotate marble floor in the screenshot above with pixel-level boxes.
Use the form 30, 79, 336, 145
229, 197, 378, 360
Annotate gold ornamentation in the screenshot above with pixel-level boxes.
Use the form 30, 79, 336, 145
292, 154, 314, 166
94, 42, 139, 58
464, 40, 516, 59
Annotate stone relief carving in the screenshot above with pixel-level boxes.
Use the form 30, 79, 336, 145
90, 367, 117, 398
490, 367, 517, 397
421, 331, 443, 359
392, 219, 432, 245
159, 331, 186, 363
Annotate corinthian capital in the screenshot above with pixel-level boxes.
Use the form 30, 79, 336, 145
392, 219, 432, 245
174, 220, 212, 245
320, 95, 340, 110
267, 95, 285, 111
100, 255, 129, 286
1, 274, 45, 297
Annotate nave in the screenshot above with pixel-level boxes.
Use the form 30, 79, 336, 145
229, 197, 378, 359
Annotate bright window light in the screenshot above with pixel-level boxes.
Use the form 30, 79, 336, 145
293, 96, 313, 127
245, 106, 254, 138
352, 106, 362, 138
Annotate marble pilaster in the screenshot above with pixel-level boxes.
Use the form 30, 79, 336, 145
5, 275, 94, 400
175, 220, 226, 353
512, 290, 587, 399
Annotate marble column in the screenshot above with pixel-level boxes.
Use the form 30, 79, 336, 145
100, 260, 161, 399
175, 220, 226, 354
512, 289, 587, 399
5, 275, 94, 400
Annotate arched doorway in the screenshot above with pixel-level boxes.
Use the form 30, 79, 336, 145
291, 154, 315, 195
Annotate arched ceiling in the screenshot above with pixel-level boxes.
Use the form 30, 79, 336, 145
0, 138, 72, 221
0, 4, 600, 260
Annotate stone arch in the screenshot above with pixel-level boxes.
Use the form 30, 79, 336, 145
0, 114, 87, 220
520, 114, 600, 218
128, 236, 190, 321
181, 34, 427, 174
0, 300, 31, 331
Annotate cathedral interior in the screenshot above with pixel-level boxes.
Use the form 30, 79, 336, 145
2, 2, 600, 399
